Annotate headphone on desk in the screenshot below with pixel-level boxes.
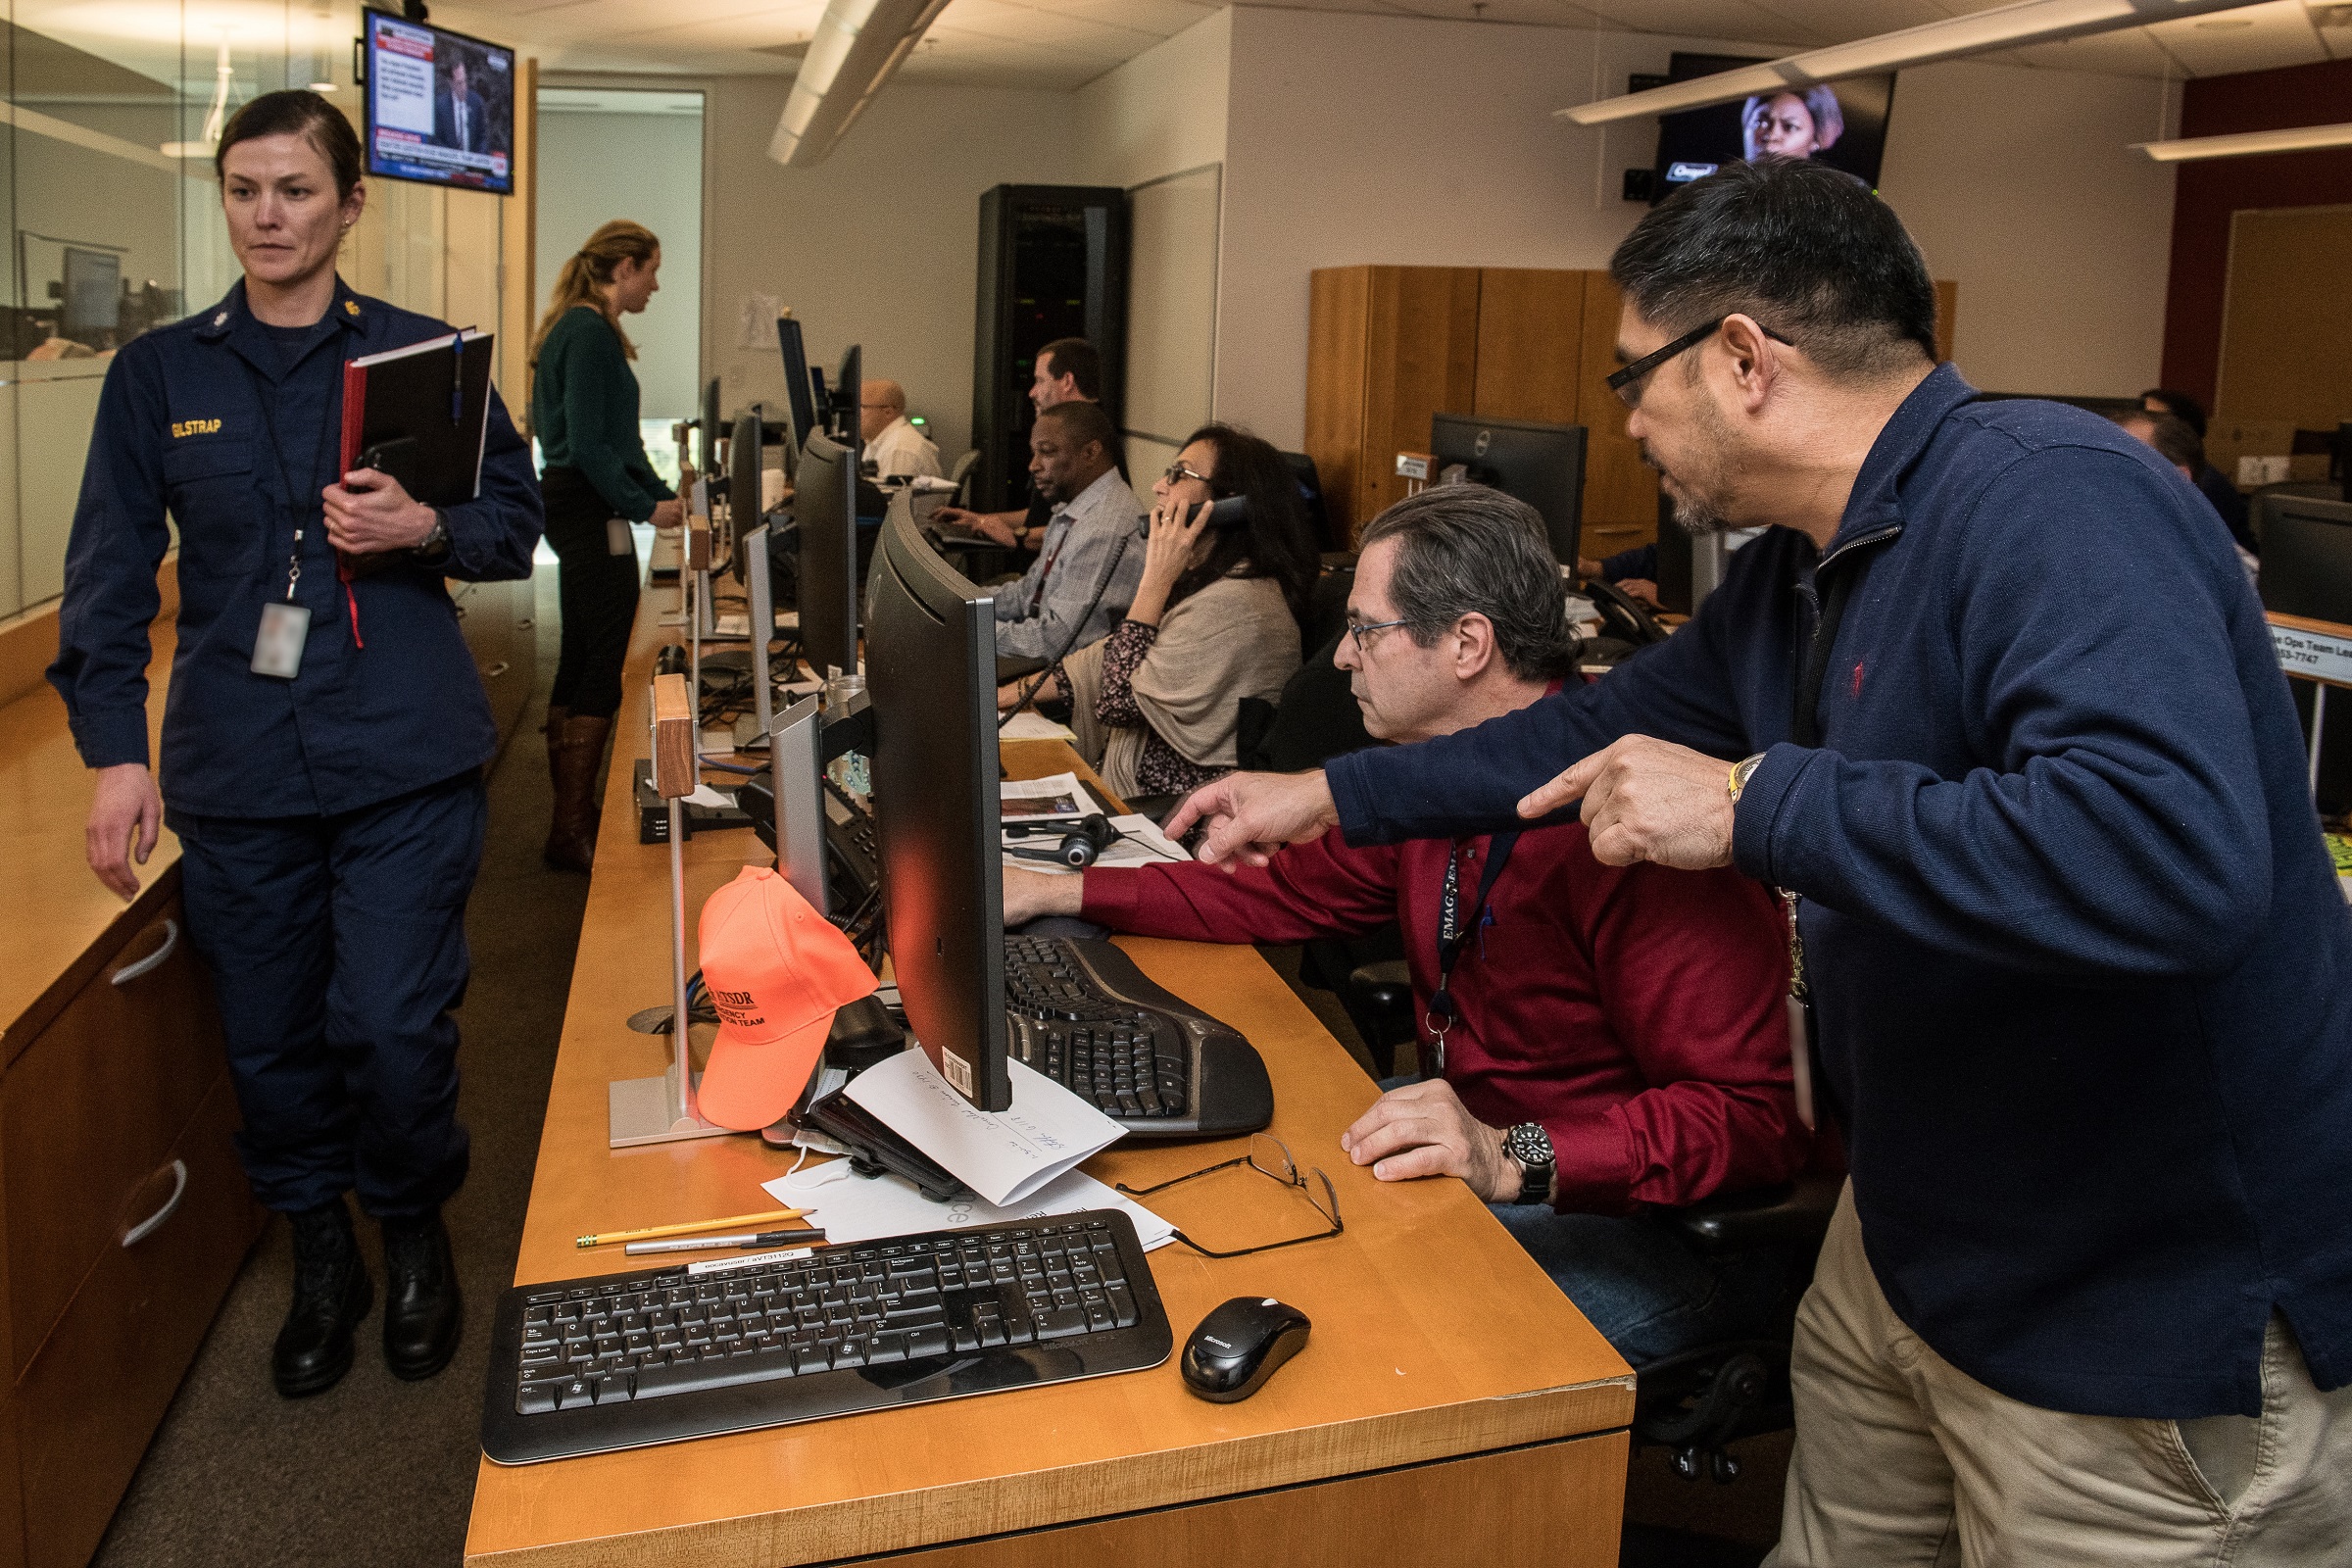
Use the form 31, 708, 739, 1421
1003, 813, 1119, 868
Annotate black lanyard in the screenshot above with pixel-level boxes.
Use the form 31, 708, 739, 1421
1423, 830, 1519, 1074
238, 345, 340, 600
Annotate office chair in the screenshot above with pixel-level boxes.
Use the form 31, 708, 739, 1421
949, 448, 981, 507
1281, 451, 1338, 551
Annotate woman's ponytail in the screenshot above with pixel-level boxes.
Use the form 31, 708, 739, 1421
529, 220, 659, 364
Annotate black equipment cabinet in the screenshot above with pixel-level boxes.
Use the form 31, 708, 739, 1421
970, 184, 1129, 512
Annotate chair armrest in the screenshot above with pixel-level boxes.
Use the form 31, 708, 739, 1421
1671, 1172, 1842, 1253
1346, 959, 1414, 1032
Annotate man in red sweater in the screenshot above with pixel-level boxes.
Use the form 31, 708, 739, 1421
1004, 486, 1812, 1364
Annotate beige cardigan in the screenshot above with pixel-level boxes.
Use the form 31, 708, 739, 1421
1062, 573, 1300, 800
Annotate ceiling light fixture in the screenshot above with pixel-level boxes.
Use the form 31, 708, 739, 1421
768, 0, 954, 169
2135, 121, 2352, 159
162, 39, 236, 159
1557, 0, 2269, 126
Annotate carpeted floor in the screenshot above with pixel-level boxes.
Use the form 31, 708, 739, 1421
91, 586, 582, 1568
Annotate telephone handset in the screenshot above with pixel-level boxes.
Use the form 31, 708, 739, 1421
1581, 575, 1670, 649
1139, 494, 1249, 538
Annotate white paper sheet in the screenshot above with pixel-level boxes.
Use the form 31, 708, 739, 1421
999, 711, 1077, 741
761, 1163, 1174, 1251
842, 1049, 1122, 1206
710, 609, 799, 639
999, 771, 1104, 822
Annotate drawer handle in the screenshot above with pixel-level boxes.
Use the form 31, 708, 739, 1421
515, 616, 534, 629
122, 1159, 189, 1248
112, 917, 179, 987
483, 660, 512, 679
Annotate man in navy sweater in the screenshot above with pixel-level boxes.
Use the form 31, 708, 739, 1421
1171, 160, 2352, 1559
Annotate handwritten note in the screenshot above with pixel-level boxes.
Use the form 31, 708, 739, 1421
843, 1049, 1122, 1206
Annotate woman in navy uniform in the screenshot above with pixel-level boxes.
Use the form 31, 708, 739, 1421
48, 91, 542, 1397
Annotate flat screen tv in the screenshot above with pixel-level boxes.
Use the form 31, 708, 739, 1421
1652, 53, 1895, 201
363, 11, 515, 194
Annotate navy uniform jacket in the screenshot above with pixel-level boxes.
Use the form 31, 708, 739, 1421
49, 278, 542, 818
1326, 365, 2352, 1421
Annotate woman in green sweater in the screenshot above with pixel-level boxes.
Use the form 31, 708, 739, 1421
530, 220, 680, 870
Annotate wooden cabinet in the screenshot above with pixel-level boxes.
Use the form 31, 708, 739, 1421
451, 574, 538, 747
1306, 264, 1959, 559
0, 875, 263, 1568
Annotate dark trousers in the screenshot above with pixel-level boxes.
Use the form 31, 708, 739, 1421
543, 466, 641, 719
169, 772, 485, 1217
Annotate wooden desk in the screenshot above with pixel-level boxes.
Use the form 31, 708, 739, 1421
464, 593, 1634, 1566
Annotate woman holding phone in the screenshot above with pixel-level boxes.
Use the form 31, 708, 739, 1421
1004, 423, 1315, 805
530, 220, 682, 870
52, 89, 542, 1398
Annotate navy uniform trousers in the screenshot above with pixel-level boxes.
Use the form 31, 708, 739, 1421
170, 771, 485, 1218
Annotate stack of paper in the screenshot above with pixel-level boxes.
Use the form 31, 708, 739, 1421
761, 1164, 1175, 1251
841, 1049, 1121, 1206
1000, 771, 1105, 822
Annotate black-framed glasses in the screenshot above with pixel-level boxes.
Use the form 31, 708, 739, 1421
1162, 460, 1211, 486
1604, 316, 1794, 409
1341, 613, 1417, 654
1116, 1133, 1343, 1258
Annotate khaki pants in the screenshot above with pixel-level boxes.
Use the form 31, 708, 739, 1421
1765, 1185, 2352, 1567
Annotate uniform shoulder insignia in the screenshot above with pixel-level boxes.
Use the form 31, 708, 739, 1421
345, 299, 362, 317
214, 311, 228, 326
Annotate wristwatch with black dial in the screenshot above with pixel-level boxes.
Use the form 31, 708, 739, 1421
413, 513, 452, 564
1503, 1121, 1556, 1206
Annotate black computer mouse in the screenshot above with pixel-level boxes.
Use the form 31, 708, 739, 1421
1181, 1297, 1310, 1402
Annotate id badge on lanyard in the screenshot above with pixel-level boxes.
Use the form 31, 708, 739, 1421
243, 347, 334, 679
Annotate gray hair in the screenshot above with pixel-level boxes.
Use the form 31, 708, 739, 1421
1357, 486, 1577, 681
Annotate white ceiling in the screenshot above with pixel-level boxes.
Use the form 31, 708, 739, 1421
394, 0, 2352, 91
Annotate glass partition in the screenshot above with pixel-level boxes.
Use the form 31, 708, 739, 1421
0, 1, 515, 619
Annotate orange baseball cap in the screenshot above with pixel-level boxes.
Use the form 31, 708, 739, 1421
695, 866, 877, 1131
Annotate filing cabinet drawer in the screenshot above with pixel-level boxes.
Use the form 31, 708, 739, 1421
4, 896, 227, 1374
15, 1072, 261, 1568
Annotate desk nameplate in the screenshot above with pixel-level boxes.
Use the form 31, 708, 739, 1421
2270, 612, 2352, 692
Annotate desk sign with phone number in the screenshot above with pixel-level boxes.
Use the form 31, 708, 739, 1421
2269, 613, 2352, 691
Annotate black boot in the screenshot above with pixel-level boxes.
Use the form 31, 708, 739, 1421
381, 1209, 462, 1380
273, 1199, 372, 1398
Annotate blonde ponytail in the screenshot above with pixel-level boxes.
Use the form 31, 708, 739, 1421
530, 219, 659, 364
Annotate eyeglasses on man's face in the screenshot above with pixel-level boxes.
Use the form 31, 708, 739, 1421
1605, 316, 1794, 410
1340, 612, 1417, 655
1115, 1133, 1343, 1259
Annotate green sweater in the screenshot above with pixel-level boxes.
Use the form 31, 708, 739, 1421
532, 305, 673, 521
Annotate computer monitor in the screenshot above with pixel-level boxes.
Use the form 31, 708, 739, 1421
1429, 414, 1588, 565
864, 493, 1011, 1111
775, 316, 818, 449
61, 248, 121, 342
797, 431, 861, 680
831, 344, 861, 448
2257, 492, 2352, 622
698, 377, 722, 477
729, 409, 765, 585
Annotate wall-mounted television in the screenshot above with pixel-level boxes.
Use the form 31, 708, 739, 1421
363, 11, 515, 194
1652, 53, 1895, 202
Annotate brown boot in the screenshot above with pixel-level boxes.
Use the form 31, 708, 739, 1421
543, 713, 611, 873
542, 704, 569, 788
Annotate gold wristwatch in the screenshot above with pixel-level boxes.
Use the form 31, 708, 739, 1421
1728, 753, 1766, 806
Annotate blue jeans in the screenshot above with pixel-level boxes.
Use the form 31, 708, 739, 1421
1375, 1076, 1789, 1367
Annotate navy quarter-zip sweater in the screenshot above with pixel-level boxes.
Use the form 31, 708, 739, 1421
1326, 365, 2352, 1420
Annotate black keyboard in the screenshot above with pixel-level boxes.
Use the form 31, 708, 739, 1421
482, 1211, 1171, 1465
1004, 935, 1273, 1140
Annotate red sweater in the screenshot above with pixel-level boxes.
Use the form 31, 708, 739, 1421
1081, 822, 1809, 1214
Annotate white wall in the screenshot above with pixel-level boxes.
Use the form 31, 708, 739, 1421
1074, 8, 1229, 190
536, 105, 707, 420
699, 76, 1082, 462
1878, 60, 2179, 397
1210, 7, 2184, 447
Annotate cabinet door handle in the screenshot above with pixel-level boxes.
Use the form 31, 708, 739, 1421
112, 917, 179, 987
122, 1159, 189, 1248
483, 661, 511, 679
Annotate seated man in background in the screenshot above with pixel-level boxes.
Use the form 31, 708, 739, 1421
992, 400, 1145, 665
2116, 409, 2258, 582
1003, 486, 1812, 1366
858, 379, 941, 480
936, 336, 1102, 548
2141, 386, 2255, 555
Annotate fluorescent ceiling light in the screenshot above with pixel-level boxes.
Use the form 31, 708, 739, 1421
1559, 0, 2268, 126
768, 0, 954, 169
2136, 122, 2352, 159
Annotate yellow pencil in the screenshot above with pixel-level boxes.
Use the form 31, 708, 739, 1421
576, 1206, 815, 1249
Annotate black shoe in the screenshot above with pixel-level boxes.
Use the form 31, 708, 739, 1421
273, 1200, 373, 1398
381, 1209, 462, 1380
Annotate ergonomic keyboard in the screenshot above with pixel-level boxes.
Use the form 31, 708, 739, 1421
1004, 934, 1273, 1140
481, 1211, 1171, 1465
